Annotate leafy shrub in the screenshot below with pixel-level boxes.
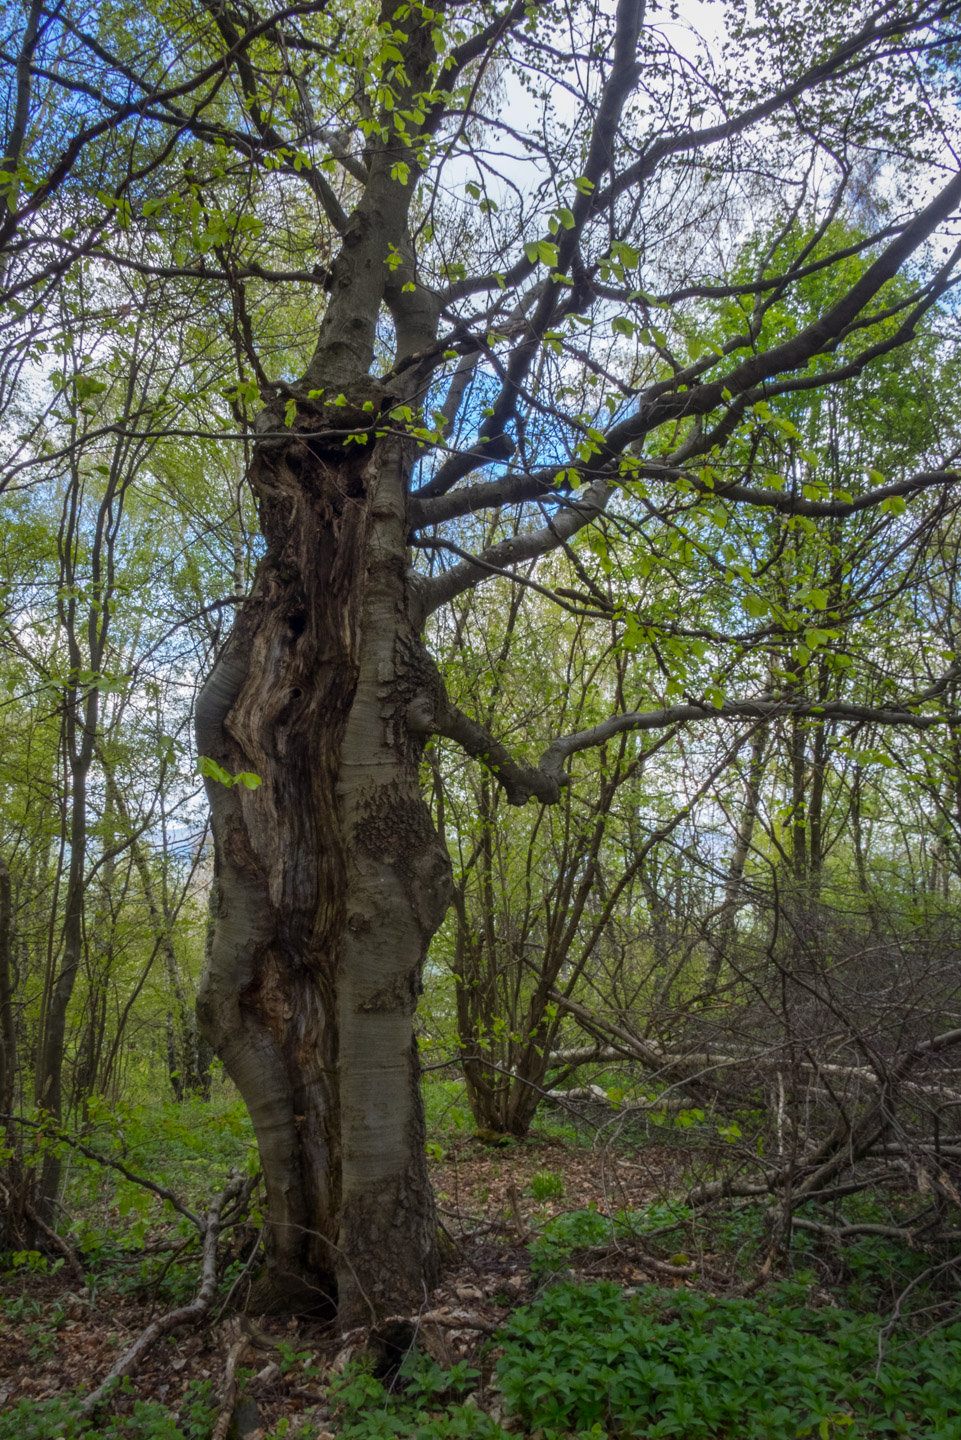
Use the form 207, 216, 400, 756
328, 1354, 508, 1439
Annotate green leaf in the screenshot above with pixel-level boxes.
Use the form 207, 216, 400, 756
197, 757, 262, 789
75, 375, 108, 401
197, 756, 234, 787
524, 239, 559, 267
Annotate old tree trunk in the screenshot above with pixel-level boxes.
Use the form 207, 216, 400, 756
188, 0, 471, 1322
191, 14, 462, 1310
196, 403, 451, 1323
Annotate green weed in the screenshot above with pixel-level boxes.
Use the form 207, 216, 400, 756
0, 1378, 217, 1440
528, 1201, 691, 1275
528, 1169, 564, 1202
328, 1353, 508, 1439
496, 1279, 961, 1438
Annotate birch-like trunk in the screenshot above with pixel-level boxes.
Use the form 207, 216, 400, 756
196, 410, 450, 1322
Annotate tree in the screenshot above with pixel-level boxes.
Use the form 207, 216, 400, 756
432, 565, 659, 1136
0, 247, 244, 1237
5, 0, 961, 1323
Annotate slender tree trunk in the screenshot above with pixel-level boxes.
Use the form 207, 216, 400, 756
0, 849, 16, 1119
0, 845, 26, 1252
196, 416, 451, 1321
700, 728, 767, 997
789, 715, 807, 888
132, 831, 205, 1097
36, 707, 94, 1213
95, 757, 212, 1097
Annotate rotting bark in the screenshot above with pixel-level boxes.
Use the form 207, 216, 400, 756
196, 403, 451, 1322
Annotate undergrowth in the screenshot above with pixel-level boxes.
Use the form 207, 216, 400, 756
5, 1095, 961, 1439
0, 1378, 218, 1440
325, 1280, 961, 1440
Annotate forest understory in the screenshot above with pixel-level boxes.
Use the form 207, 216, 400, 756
3, 1085, 961, 1440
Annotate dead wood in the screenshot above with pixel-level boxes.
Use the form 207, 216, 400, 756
211, 1319, 250, 1440
80, 1170, 249, 1417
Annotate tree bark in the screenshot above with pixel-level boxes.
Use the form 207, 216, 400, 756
196, 408, 451, 1322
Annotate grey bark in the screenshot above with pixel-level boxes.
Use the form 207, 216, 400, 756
196, 414, 450, 1321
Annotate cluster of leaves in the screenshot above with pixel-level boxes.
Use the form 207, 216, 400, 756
497, 1280, 961, 1439
0, 1379, 217, 1440
328, 1355, 506, 1440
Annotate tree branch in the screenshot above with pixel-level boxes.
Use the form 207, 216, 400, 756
80, 1171, 250, 1416
416, 476, 615, 616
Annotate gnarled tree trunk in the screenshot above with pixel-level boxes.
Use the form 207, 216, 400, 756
196, 407, 451, 1323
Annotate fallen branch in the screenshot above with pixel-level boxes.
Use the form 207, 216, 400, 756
791, 1217, 961, 1245
211, 1319, 249, 1440
543, 1000, 961, 1102
547, 1084, 706, 1113
81, 1170, 248, 1416
547, 1046, 636, 1067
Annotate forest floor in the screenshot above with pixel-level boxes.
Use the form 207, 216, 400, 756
0, 1130, 682, 1437
0, 1117, 704, 1437
3, 1091, 959, 1439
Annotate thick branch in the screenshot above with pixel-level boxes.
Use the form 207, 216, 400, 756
407, 693, 565, 805
416, 476, 615, 615
410, 685, 961, 809
538, 696, 961, 785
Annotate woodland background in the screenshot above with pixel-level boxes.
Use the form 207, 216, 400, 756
3, 0, 961, 1434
